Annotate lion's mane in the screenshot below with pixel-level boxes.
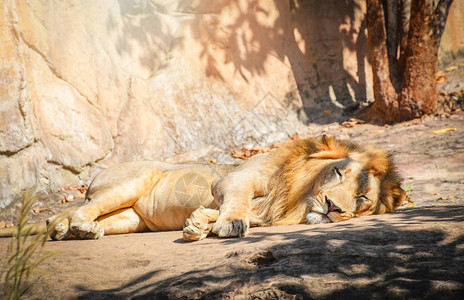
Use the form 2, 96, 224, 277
251, 136, 404, 225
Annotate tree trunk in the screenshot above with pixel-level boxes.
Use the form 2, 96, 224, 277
362, 0, 454, 123
364, 0, 400, 123
385, 0, 400, 90
398, 0, 438, 119
397, 0, 411, 76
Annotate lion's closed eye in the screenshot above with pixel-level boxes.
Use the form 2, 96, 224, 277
356, 195, 373, 213
334, 167, 343, 181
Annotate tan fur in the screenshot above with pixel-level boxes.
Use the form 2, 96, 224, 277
0, 136, 406, 241
224, 136, 405, 229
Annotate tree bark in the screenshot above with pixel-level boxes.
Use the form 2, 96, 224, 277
397, 0, 411, 76
398, 0, 439, 119
363, 0, 454, 123
364, 0, 400, 123
385, 0, 400, 90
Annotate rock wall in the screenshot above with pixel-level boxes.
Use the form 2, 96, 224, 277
439, 0, 464, 65
1, 0, 463, 208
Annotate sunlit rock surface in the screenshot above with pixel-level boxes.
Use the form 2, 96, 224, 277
0, 0, 462, 207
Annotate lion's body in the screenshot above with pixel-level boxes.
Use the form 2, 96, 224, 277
48, 162, 234, 240
89, 161, 234, 231
43, 136, 406, 241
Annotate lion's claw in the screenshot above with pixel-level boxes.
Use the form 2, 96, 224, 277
70, 221, 104, 239
212, 218, 249, 238
49, 220, 72, 241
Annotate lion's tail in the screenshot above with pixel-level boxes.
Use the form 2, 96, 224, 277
0, 223, 47, 238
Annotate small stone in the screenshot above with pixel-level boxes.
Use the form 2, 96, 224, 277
246, 250, 277, 266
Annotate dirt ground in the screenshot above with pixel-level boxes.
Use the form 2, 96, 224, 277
1, 114, 464, 299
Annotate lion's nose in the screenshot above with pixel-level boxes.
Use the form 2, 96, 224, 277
325, 196, 343, 213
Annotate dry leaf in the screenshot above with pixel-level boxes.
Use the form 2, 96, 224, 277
435, 197, 447, 201
6, 222, 14, 228
433, 128, 456, 134
341, 118, 365, 128
290, 133, 300, 140
32, 207, 50, 213
324, 110, 333, 115
436, 77, 446, 84
369, 129, 385, 134
436, 71, 447, 83
405, 204, 415, 208
80, 184, 89, 193
60, 195, 75, 204
231, 150, 245, 159
0, 221, 5, 228
430, 192, 439, 195
65, 184, 89, 194
448, 195, 456, 199
445, 65, 458, 72
231, 135, 291, 160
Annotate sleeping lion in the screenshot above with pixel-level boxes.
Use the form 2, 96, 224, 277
43, 135, 406, 241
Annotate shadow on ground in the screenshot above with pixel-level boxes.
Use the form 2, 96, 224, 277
76, 207, 464, 299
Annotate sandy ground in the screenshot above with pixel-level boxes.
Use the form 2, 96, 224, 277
1, 114, 463, 299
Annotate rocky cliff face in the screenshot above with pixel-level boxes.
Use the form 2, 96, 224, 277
1, 0, 463, 208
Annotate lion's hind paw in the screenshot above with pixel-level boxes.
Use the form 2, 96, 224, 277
183, 206, 219, 241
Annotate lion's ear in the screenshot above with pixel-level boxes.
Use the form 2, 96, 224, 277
320, 134, 336, 150
364, 146, 390, 176
378, 184, 406, 213
391, 185, 406, 210
311, 135, 349, 159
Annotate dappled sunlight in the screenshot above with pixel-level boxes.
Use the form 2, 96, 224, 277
105, 0, 371, 118
106, 1, 182, 77
74, 206, 464, 298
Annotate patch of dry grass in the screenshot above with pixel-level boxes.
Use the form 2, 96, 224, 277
1, 189, 56, 300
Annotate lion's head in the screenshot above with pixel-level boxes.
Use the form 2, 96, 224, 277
260, 135, 406, 225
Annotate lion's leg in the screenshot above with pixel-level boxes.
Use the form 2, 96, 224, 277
210, 173, 255, 238
97, 207, 148, 235
208, 155, 273, 238
70, 188, 151, 239
213, 199, 251, 238
67, 162, 162, 239
69, 199, 109, 239
69, 194, 138, 239
183, 206, 219, 241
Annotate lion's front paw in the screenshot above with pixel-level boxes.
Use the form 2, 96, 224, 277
183, 206, 219, 241
70, 220, 104, 239
47, 218, 72, 241
212, 216, 249, 238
